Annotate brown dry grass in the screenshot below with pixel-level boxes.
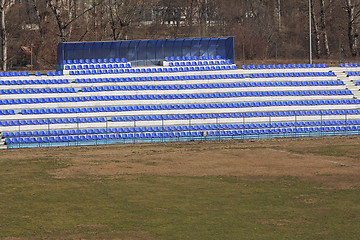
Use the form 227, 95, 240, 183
2, 231, 161, 240
2, 136, 360, 189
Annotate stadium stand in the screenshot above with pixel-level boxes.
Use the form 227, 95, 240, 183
1, 39, 360, 149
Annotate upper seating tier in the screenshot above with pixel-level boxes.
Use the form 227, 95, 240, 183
63, 58, 127, 65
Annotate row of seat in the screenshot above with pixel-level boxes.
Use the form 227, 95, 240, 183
4, 120, 360, 138
0, 109, 15, 115
168, 60, 231, 67
0, 79, 69, 85
347, 72, 360, 76
73, 74, 244, 83
2, 109, 359, 127
249, 72, 335, 78
19, 99, 360, 116
46, 71, 64, 76
1, 73, 246, 85
1, 79, 339, 96
1, 117, 104, 126
65, 60, 232, 71
108, 110, 359, 122
5, 126, 360, 144
68, 65, 237, 75
71, 72, 336, 84
164, 55, 224, 62
340, 63, 360, 68
242, 63, 328, 70
0, 90, 353, 106
0, 73, 242, 87
1, 87, 76, 95
4, 131, 206, 144
65, 63, 131, 70
0, 71, 326, 87
63, 58, 127, 65
0, 71, 30, 77
79, 80, 344, 93
207, 126, 359, 135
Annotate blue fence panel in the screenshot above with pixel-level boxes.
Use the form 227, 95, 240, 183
57, 37, 234, 69
163, 39, 176, 60
182, 38, 193, 57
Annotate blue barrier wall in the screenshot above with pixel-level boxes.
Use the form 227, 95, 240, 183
57, 37, 234, 68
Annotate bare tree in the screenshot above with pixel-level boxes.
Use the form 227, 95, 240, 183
3, 0, 360, 69
0, 0, 15, 71
277, 0, 281, 32
320, 0, 330, 56
107, 0, 146, 40
159, 0, 186, 27
46, 0, 104, 42
311, 0, 321, 58
30, 0, 48, 39
345, 0, 360, 56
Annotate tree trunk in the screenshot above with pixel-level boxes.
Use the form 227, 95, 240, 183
320, 0, 330, 56
277, 0, 281, 32
346, 0, 358, 57
68, 0, 73, 40
47, 0, 67, 42
33, 2, 44, 38
311, 0, 321, 58
0, 0, 7, 71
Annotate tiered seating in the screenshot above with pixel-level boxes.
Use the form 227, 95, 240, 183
63, 58, 131, 75
71, 58, 126, 63
1, 58, 360, 149
63, 57, 128, 66
163, 55, 235, 71
67, 65, 237, 76
243, 63, 328, 70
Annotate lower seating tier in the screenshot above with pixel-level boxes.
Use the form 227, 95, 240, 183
1, 63, 360, 149
4, 124, 360, 147
3, 119, 360, 138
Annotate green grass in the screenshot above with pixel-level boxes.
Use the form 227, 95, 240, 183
0, 156, 360, 239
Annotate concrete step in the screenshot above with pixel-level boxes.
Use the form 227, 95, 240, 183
0, 145, 7, 150
330, 67, 360, 99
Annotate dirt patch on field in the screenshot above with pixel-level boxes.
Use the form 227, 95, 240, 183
2, 137, 360, 189
2, 231, 161, 240
257, 218, 312, 226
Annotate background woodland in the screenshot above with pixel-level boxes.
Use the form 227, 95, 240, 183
1, 0, 360, 70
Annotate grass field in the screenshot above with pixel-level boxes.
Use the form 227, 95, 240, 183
1, 136, 360, 239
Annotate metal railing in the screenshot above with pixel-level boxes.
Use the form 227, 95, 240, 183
3, 112, 360, 149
